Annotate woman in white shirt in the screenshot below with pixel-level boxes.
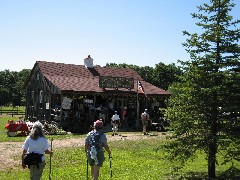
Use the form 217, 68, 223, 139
22, 121, 53, 180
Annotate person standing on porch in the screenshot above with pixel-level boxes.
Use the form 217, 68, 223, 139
141, 109, 150, 135
122, 107, 128, 128
111, 111, 121, 136
98, 111, 106, 126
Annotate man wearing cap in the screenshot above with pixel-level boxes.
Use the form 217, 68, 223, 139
111, 111, 121, 136
141, 109, 150, 135
85, 120, 111, 180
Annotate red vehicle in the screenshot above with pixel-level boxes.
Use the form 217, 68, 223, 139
5, 120, 30, 137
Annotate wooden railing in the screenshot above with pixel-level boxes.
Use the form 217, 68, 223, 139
0, 109, 25, 116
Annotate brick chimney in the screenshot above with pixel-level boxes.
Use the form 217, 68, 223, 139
84, 55, 93, 68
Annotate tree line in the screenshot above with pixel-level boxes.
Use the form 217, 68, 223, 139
104, 62, 183, 90
0, 69, 31, 106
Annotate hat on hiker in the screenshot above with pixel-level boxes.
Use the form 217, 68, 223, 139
94, 120, 103, 128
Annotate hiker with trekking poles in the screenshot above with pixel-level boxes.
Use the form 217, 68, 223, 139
85, 119, 111, 180
21, 121, 53, 180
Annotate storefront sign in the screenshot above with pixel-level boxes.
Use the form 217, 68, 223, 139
99, 76, 134, 89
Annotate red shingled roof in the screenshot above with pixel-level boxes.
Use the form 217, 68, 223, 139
35, 61, 171, 96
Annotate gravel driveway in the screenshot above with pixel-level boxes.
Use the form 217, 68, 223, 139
0, 132, 164, 171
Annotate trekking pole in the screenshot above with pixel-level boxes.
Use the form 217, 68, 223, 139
87, 159, 89, 180
49, 138, 53, 180
109, 154, 112, 178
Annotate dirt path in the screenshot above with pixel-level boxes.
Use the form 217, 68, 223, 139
0, 132, 165, 171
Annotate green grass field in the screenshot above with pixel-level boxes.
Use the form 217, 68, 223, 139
0, 116, 239, 179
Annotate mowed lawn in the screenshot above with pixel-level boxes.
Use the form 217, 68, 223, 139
0, 116, 239, 179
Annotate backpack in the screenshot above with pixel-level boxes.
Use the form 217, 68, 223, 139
89, 131, 103, 150
24, 152, 43, 169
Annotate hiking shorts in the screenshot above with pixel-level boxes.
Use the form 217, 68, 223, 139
87, 150, 105, 167
30, 160, 45, 180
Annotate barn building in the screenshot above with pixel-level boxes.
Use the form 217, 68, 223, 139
25, 56, 171, 132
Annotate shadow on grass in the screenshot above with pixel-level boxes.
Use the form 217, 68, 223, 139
167, 166, 240, 180
218, 166, 240, 180
175, 172, 208, 180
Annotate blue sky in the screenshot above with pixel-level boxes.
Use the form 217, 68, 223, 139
0, 0, 239, 71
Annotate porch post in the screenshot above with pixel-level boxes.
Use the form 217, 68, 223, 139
136, 79, 140, 130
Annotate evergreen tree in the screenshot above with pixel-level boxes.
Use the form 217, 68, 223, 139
165, 0, 240, 178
